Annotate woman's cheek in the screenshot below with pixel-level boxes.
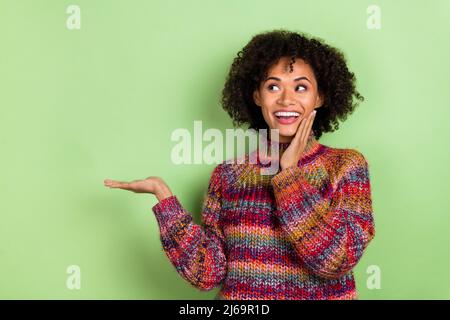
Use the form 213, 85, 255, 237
262, 107, 273, 127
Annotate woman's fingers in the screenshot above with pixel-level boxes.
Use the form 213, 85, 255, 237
290, 110, 315, 156
104, 179, 132, 190
299, 113, 311, 143
104, 177, 159, 194
291, 113, 308, 148
301, 110, 316, 142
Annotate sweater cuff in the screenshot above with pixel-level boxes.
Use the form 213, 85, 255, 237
151, 195, 188, 230
271, 166, 307, 206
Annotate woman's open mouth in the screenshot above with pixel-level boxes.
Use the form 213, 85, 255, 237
274, 111, 300, 125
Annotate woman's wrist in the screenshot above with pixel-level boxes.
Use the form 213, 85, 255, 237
154, 180, 173, 202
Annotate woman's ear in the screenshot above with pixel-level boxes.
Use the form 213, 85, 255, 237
315, 93, 324, 109
253, 89, 261, 107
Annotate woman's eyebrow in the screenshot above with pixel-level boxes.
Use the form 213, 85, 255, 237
264, 76, 311, 83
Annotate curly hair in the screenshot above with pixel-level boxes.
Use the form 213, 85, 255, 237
220, 29, 364, 139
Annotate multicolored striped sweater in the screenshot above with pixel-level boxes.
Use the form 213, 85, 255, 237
152, 130, 375, 300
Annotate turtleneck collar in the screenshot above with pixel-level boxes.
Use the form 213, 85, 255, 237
254, 129, 320, 167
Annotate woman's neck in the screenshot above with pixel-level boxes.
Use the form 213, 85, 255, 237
263, 130, 317, 157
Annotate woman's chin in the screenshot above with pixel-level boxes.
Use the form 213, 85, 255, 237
277, 127, 297, 138
267, 122, 299, 138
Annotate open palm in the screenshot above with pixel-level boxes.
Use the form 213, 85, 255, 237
104, 177, 161, 194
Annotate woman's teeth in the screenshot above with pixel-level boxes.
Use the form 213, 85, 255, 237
274, 111, 300, 116
274, 111, 300, 118
273, 111, 301, 124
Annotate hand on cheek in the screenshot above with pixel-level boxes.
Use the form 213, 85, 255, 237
279, 110, 317, 170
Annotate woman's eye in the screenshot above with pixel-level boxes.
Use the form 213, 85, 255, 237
267, 84, 307, 92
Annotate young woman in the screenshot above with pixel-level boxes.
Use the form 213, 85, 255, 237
104, 29, 375, 300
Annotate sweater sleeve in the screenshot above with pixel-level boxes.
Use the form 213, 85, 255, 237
151, 164, 227, 291
270, 150, 375, 279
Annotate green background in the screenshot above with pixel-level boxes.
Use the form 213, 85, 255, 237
1, 0, 449, 299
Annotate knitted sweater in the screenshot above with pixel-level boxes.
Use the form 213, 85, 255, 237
152, 130, 375, 300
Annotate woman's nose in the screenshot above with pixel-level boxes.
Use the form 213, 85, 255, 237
278, 90, 296, 106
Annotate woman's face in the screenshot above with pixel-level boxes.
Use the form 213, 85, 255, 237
253, 56, 323, 143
